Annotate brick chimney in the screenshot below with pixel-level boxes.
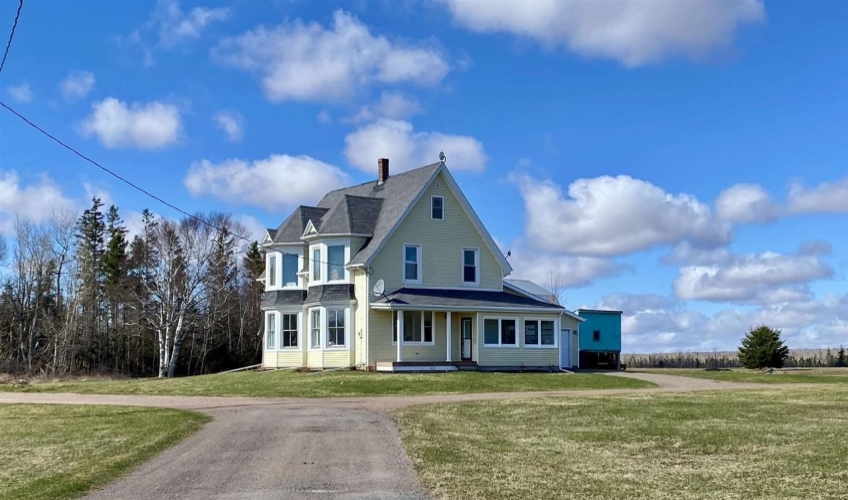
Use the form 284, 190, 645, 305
377, 158, 390, 185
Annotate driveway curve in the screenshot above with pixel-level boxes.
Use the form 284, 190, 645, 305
0, 372, 814, 500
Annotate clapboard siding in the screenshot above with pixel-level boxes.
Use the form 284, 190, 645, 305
476, 313, 563, 367
276, 350, 302, 367
323, 350, 352, 368
354, 270, 368, 366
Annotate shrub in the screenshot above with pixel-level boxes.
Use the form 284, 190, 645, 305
738, 325, 790, 369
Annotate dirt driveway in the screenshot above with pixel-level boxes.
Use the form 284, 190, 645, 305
0, 372, 788, 500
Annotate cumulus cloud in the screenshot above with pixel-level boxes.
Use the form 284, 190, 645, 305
213, 111, 244, 142
348, 91, 423, 123
153, 0, 229, 47
0, 171, 78, 233
441, 0, 764, 67
60, 71, 96, 102
787, 176, 848, 214
184, 154, 350, 210
511, 173, 729, 257
8, 82, 32, 103
344, 119, 486, 173
508, 248, 625, 289
715, 183, 780, 223
212, 10, 450, 103
80, 97, 182, 150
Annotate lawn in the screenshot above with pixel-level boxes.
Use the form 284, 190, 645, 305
0, 370, 654, 397
638, 367, 848, 384
0, 404, 207, 500
395, 387, 848, 500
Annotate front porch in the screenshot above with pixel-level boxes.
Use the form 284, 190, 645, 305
375, 360, 478, 372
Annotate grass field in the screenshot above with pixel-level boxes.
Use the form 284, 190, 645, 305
0, 370, 654, 397
638, 367, 848, 384
396, 387, 848, 500
0, 405, 207, 500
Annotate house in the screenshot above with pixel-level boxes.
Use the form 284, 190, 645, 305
575, 309, 623, 370
260, 158, 584, 371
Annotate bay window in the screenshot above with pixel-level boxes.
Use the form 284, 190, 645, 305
282, 313, 298, 348
327, 309, 345, 347
310, 309, 320, 348
282, 253, 298, 287
312, 248, 321, 281
267, 254, 277, 287
327, 245, 345, 281
265, 312, 276, 349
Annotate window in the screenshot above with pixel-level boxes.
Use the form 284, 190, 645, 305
431, 196, 444, 220
266, 313, 276, 349
404, 245, 421, 283
593, 330, 601, 342
281, 313, 298, 348
327, 309, 345, 347
311, 310, 321, 348
392, 311, 434, 344
267, 254, 277, 287
283, 253, 298, 287
312, 248, 321, 281
327, 245, 345, 281
525, 319, 556, 347
462, 248, 478, 285
483, 318, 517, 346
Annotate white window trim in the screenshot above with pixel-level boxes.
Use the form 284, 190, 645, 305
461, 247, 480, 287
280, 250, 304, 289
265, 311, 278, 350
266, 253, 279, 289
279, 312, 301, 350
325, 243, 349, 284
325, 307, 349, 349
309, 308, 321, 349
431, 195, 444, 220
311, 247, 321, 283
391, 310, 436, 346
523, 317, 558, 349
482, 316, 519, 347
403, 243, 422, 285
309, 240, 352, 286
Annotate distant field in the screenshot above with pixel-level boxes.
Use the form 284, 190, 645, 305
0, 370, 654, 397
638, 368, 848, 384
0, 405, 206, 500
396, 387, 848, 500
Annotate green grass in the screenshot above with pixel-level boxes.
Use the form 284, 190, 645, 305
0, 370, 654, 397
638, 367, 848, 384
0, 404, 208, 500
396, 387, 848, 500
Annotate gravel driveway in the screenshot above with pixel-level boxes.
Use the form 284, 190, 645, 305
0, 372, 792, 499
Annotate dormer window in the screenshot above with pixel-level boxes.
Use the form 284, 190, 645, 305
283, 253, 298, 286
431, 196, 444, 220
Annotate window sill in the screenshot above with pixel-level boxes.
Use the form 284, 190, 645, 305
403, 280, 423, 286
524, 345, 557, 349
462, 282, 480, 287
325, 346, 349, 350
279, 346, 300, 350
391, 342, 436, 347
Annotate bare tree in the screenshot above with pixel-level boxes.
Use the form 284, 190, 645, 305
544, 271, 567, 306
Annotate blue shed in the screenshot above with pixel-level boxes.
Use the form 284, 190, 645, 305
575, 309, 622, 370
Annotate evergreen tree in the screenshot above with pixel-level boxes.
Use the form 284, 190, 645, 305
836, 346, 846, 368
103, 205, 128, 286
738, 325, 790, 369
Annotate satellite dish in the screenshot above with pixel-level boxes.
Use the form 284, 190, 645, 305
372, 279, 385, 297
439, 151, 446, 163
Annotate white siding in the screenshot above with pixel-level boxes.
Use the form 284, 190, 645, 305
476, 313, 563, 368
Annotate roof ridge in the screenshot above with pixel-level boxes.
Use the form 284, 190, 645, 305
322, 162, 442, 195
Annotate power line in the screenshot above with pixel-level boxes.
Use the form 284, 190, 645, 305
0, 0, 24, 76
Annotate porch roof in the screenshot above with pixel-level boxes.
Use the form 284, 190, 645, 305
371, 287, 577, 315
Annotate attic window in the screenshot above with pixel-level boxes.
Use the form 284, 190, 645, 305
431, 196, 444, 220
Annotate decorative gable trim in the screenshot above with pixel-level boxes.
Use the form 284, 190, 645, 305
301, 220, 318, 239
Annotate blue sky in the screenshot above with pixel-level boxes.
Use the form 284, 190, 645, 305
1, 0, 847, 352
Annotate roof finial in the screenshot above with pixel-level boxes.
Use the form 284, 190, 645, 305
439, 151, 446, 164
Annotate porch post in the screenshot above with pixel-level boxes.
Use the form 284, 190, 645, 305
396, 310, 404, 362
445, 311, 452, 362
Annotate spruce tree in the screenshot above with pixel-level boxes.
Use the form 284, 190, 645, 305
737, 325, 790, 369
836, 346, 846, 368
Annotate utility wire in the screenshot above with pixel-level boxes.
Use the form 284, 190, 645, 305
0, 0, 24, 76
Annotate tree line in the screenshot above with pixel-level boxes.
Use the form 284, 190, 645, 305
624, 346, 847, 369
0, 199, 266, 378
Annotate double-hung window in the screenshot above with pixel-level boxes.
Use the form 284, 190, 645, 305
282, 253, 298, 287
392, 311, 434, 344
403, 244, 421, 283
266, 312, 277, 349
483, 318, 517, 346
267, 254, 277, 287
327, 309, 345, 347
327, 245, 345, 282
312, 248, 321, 282
524, 319, 556, 347
281, 313, 298, 348
462, 248, 478, 285
310, 309, 321, 348
431, 196, 444, 220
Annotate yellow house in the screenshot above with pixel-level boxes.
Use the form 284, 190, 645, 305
260, 158, 584, 371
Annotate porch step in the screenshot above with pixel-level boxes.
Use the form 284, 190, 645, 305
375, 361, 477, 373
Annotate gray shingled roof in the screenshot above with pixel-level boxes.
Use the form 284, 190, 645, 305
372, 288, 565, 311
317, 195, 384, 235
305, 284, 356, 304
272, 206, 330, 243
261, 290, 307, 308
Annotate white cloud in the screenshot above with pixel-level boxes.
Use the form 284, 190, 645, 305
508, 248, 624, 289
235, 214, 267, 243
348, 91, 423, 123
60, 71, 96, 102
153, 0, 230, 47
344, 119, 486, 173
212, 10, 450, 103
715, 183, 780, 223
787, 176, 848, 214
0, 171, 78, 233
8, 82, 32, 103
511, 173, 729, 257
184, 154, 350, 210
80, 97, 182, 150
441, 0, 764, 67
213, 111, 244, 142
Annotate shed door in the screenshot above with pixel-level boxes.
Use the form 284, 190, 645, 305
560, 329, 571, 369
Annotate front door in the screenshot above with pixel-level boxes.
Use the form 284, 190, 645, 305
461, 317, 472, 360
560, 329, 571, 369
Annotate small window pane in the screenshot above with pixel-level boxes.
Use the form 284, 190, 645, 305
541, 321, 555, 345
593, 330, 601, 341
328, 309, 345, 347
405, 246, 417, 262
484, 319, 499, 345
405, 262, 418, 281
311, 310, 321, 347
424, 311, 433, 343
268, 255, 277, 287
283, 254, 298, 286
432, 197, 443, 219
312, 249, 321, 281
328, 246, 345, 281
525, 321, 539, 345
266, 314, 276, 349
501, 320, 516, 345
464, 250, 475, 266
404, 311, 421, 342
282, 313, 298, 347
463, 249, 477, 283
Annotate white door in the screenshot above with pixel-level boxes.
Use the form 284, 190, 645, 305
559, 329, 571, 368
461, 317, 472, 360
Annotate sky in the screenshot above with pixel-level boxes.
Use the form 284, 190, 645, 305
1, 0, 846, 353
